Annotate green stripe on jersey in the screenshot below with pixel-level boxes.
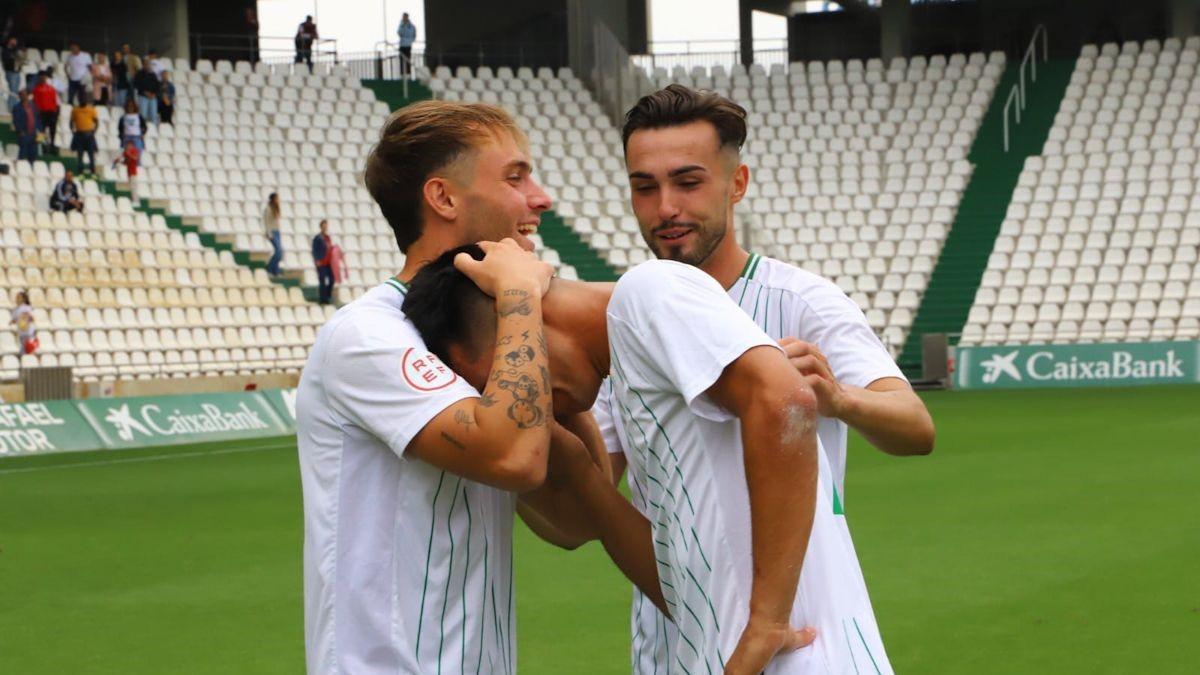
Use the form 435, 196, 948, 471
746, 253, 762, 278
736, 253, 758, 279
415, 471, 448, 659
854, 618, 883, 675
385, 278, 408, 296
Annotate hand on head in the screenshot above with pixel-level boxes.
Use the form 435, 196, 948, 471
452, 238, 553, 299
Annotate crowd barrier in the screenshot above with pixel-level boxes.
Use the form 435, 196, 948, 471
0, 388, 298, 457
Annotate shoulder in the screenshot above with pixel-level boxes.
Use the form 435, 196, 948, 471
321, 290, 421, 352
615, 259, 717, 296
610, 260, 728, 327
757, 256, 865, 321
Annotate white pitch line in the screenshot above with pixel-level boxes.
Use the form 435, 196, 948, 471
0, 441, 295, 475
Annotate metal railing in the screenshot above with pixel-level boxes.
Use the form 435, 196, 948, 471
1002, 24, 1049, 152
190, 33, 338, 67
15, 21, 173, 58
631, 38, 790, 76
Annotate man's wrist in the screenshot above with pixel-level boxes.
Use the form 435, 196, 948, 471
832, 383, 859, 421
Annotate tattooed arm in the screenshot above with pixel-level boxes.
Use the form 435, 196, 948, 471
406, 240, 555, 492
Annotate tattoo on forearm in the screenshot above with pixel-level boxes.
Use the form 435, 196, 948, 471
441, 431, 467, 451
539, 364, 551, 395
479, 392, 497, 407
498, 289, 532, 317
536, 329, 548, 358
454, 409, 476, 430
504, 345, 536, 368
498, 335, 513, 346
497, 373, 546, 428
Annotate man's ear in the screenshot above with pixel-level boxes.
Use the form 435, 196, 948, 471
423, 176, 457, 221
447, 340, 490, 392
729, 162, 749, 205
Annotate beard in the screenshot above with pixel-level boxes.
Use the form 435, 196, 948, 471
645, 219, 727, 267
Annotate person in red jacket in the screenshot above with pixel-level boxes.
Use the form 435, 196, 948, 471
311, 219, 335, 304
31, 70, 59, 150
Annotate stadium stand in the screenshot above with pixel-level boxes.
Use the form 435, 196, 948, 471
0, 158, 329, 381
960, 37, 1200, 345
2, 51, 597, 386
6, 51, 580, 303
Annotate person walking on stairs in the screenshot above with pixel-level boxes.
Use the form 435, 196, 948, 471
264, 192, 284, 277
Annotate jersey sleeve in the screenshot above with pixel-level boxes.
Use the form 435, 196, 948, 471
590, 378, 626, 455
799, 282, 906, 389
609, 260, 780, 421
321, 312, 479, 458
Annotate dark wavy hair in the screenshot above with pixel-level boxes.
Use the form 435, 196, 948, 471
621, 83, 748, 153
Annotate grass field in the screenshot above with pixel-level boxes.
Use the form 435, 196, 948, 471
2, 386, 1198, 673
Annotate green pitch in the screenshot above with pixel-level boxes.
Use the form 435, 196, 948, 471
2, 386, 1198, 673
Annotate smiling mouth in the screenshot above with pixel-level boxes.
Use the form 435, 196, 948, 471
656, 227, 692, 242
517, 223, 539, 236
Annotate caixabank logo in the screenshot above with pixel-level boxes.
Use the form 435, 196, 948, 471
102, 402, 271, 441
958, 342, 1199, 389
79, 393, 288, 448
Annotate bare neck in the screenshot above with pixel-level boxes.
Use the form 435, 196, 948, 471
700, 228, 751, 291
544, 280, 613, 376
396, 227, 458, 283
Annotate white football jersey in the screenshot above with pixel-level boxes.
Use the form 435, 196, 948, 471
604, 260, 893, 674
596, 253, 904, 674
296, 279, 518, 675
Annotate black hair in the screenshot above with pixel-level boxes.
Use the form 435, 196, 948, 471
401, 244, 491, 366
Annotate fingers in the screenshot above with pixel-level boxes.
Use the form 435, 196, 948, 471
781, 627, 818, 652
788, 354, 834, 382
452, 250, 482, 276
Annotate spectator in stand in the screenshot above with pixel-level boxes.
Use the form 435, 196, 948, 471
397, 13, 416, 79
133, 58, 158, 123
111, 139, 141, 201
2, 36, 21, 108
11, 291, 37, 356
64, 42, 91, 106
264, 192, 284, 277
117, 97, 147, 152
90, 52, 111, 105
69, 93, 98, 174
50, 169, 84, 213
121, 44, 141, 74
10, 88, 40, 163
31, 70, 59, 151
295, 15, 318, 73
312, 219, 335, 304
147, 49, 166, 78
157, 70, 175, 125
111, 50, 131, 109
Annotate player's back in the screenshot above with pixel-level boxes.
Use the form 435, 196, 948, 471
606, 260, 892, 674
296, 281, 517, 675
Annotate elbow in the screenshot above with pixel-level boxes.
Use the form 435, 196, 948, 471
755, 385, 820, 444
904, 405, 936, 455
494, 435, 550, 493
890, 412, 935, 456
916, 417, 936, 454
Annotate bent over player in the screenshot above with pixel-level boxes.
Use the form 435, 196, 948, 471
404, 248, 895, 674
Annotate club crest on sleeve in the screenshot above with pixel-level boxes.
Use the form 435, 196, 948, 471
400, 349, 459, 391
